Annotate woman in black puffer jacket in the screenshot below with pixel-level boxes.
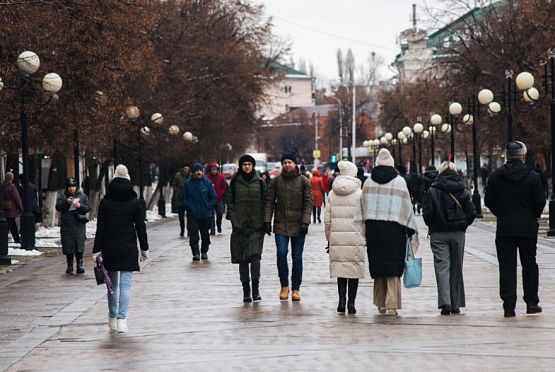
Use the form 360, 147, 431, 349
423, 161, 476, 315
93, 164, 148, 333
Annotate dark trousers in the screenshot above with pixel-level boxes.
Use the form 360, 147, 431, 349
239, 256, 261, 283
275, 234, 306, 290
210, 199, 225, 234
312, 207, 321, 222
7, 218, 20, 243
188, 217, 211, 254
495, 235, 539, 310
177, 206, 186, 236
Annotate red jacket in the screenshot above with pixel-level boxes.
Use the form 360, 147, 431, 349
207, 173, 227, 201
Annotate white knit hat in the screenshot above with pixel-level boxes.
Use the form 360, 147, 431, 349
376, 148, 394, 167
337, 160, 357, 177
114, 164, 130, 180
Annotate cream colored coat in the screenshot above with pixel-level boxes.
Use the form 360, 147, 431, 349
324, 175, 366, 279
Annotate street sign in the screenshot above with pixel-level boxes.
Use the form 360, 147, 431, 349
313, 150, 321, 159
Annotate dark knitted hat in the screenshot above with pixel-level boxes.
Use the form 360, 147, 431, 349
66, 178, 77, 186
506, 141, 527, 159
281, 152, 297, 164
238, 154, 256, 167
192, 163, 204, 171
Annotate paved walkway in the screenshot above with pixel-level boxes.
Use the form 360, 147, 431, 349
1, 216, 555, 371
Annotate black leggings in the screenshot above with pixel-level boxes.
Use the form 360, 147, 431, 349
239, 256, 261, 283
312, 207, 321, 221
7, 218, 20, 243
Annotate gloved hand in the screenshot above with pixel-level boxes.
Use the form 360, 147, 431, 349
264, 222, 272, 236
300, 223, 309, 235
92, 252, 101, 264
140, 250, 149, 262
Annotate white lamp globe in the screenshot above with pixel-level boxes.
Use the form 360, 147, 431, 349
151, 113, 164, 125
380, 137, 388, 144
430, 114, 442, 125
193, 136, 199, 143
402, 126, 412, 136
42, 73, 62, 93
392, 139, 398, 145
385, 132, 393, 141
363, 140, 369, 147
183, 131, 193, 142
429, 126, 436, 134
463, 114, 474, 125
126, 105, 140, 120
372, 139, 380, 146
398, 131, 406, 140
449, 102, 463, 116
413, 122, 424, 133
141, 126, 150, 135
422, 130, 430, 139
516, 72, 534, 90
168, 125, 180, 135
225, 143, 232, 151
17, 51, 40, 74
441, 123, 451, 133
0, 77, 4, 91
488, 101, 502, 114
523, 87, 539, 102
402, 138, 408, 144
477, 89, 494, 105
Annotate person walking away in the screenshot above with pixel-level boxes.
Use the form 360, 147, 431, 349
310, 169, 325, 223
356, 166, 367, 188
181, 163, 217, 261
171, 163, 191, 238
207, 162, 227, 235
321, 169, 330, 205
226, 155, 266, 302
324, 160, 365, 314
484, 141, 546, 317
362, 149, 418, 315
93, 164, 148, 333
423, 161, 475, 315
264, 153, 312, 302
422, 165, 438, 195
0, 172, 24, 243
55, 177, 90, 274
405, 161, 424, 215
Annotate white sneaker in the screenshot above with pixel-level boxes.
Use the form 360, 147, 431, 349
117, 318, 128, 333
386, 309, 398, 316
108, 317, 117, 332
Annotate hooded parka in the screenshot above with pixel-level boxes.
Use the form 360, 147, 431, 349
55, 189, 90, 255
324, 165, 366, 279
310, 169, 325, 207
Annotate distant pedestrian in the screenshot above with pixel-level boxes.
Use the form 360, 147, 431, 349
0, 172, 23, 244
480, 163, 489, 192
324, 160, 365, 314
181, 163, 217, 261
93, 164, 148, 333
171, 163, 191, 238
310, 169, 325, 223
16, 174, 39, 222
422, 165, 438, 195
260, 171, 271, 186
485, 141, 546, 317
207, 162, 227, 235
321, 169, 330, 204
405, 161, 424, 214
56, 177, 90, 274
422, 161, 476, 315
356, 166, 367, 187
264, 153, 312, 302
226, 155, 266, 302
362, 149, 418, 315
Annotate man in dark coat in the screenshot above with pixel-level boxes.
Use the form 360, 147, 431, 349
171, 163, 191, 238
484, 141, 546, 317
181, 163, 217, 261
56, 178, 90, 274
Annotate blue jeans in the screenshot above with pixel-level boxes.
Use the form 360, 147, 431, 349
275, 234, 306, 290
108, 271, 133, 319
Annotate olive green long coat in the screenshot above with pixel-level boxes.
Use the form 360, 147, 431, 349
226, 172, 266, 264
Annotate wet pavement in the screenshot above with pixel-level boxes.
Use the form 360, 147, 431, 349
1, 216, 555, 371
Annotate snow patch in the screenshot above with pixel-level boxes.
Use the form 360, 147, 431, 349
8, 248, 43, 256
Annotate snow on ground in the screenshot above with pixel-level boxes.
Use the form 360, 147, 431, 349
8, 248, 43, 256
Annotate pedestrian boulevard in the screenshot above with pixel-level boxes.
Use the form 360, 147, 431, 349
1, 216, 555, 371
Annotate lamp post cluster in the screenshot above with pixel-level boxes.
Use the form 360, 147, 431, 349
0, 51, 62, 258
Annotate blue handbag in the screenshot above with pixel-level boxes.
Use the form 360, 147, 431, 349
403, 239, 422, 288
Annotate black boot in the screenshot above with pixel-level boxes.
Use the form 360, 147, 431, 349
252, 279, 261, 302
337, 278, 347, 313
76, 255, 85, 274
192, 246, 200, 261
347, 279, 359, 314
242, 282, 252, 303
65, 254, 74, 274
440, 305, 451, 315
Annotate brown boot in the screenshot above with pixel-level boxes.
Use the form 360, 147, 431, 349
292, 290, 301, 302
279, 287, 289, 301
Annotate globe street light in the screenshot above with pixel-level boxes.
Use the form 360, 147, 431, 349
0, 51, 62, 254
413, 122, 424, 174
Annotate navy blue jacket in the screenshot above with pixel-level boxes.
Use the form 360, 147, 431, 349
181, 176, 217, 219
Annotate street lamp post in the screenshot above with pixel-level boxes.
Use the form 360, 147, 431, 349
0, 51, 62, 252
430, 114, 443, 165
413, 122, 424, 174
397, 131, 407, 167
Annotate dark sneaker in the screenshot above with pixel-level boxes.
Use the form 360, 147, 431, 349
504, 309, 516, 318
217, 227, 222, 233
192, 254, 200, 261
201, 253, 208, 260
526, 305, 542, 314
440, 305, 451, 315
451, 308, 461, 315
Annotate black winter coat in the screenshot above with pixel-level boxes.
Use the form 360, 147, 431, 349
55, 190, 90, 255
93, 178, 148, 272
422, 171, 476, 233
484, 160, 546, 237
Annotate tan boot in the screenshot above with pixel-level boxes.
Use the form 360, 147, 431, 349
279, 287, 289, 301
292, 290, 301, 302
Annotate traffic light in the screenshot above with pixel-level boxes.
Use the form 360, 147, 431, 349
329, 153, 337, 165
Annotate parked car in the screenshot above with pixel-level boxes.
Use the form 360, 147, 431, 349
267, 162, 282, 178
222, 163, 238, 180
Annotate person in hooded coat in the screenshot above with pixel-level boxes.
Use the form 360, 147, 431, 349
324, 160, 365, 314
310, 169, 325, 223
422, 165, 438, 194
0, 172, 23, 244
362, 149, 418, 315
423, 161, 475, 315
226, 155, 266, 303
485, 141, 546, 317
93, 164, 149, 333
56, 177, 90, 274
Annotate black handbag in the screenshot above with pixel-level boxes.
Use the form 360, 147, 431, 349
94, 257, 105, 285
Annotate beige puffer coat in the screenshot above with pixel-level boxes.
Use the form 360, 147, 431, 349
324, 172, 366, 279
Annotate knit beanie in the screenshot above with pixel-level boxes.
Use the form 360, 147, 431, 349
114, 164, 130, 180
281, 152, 297, 164
238, 154, 256, 167
376, 148, 395, 167
192, 163, 204, 171
506, 141, 527, 159
337, 160, 357, 177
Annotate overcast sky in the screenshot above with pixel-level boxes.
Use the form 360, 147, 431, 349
258, 0, 447, 86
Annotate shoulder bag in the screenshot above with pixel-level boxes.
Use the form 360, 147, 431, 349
403, 238, 422, 288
